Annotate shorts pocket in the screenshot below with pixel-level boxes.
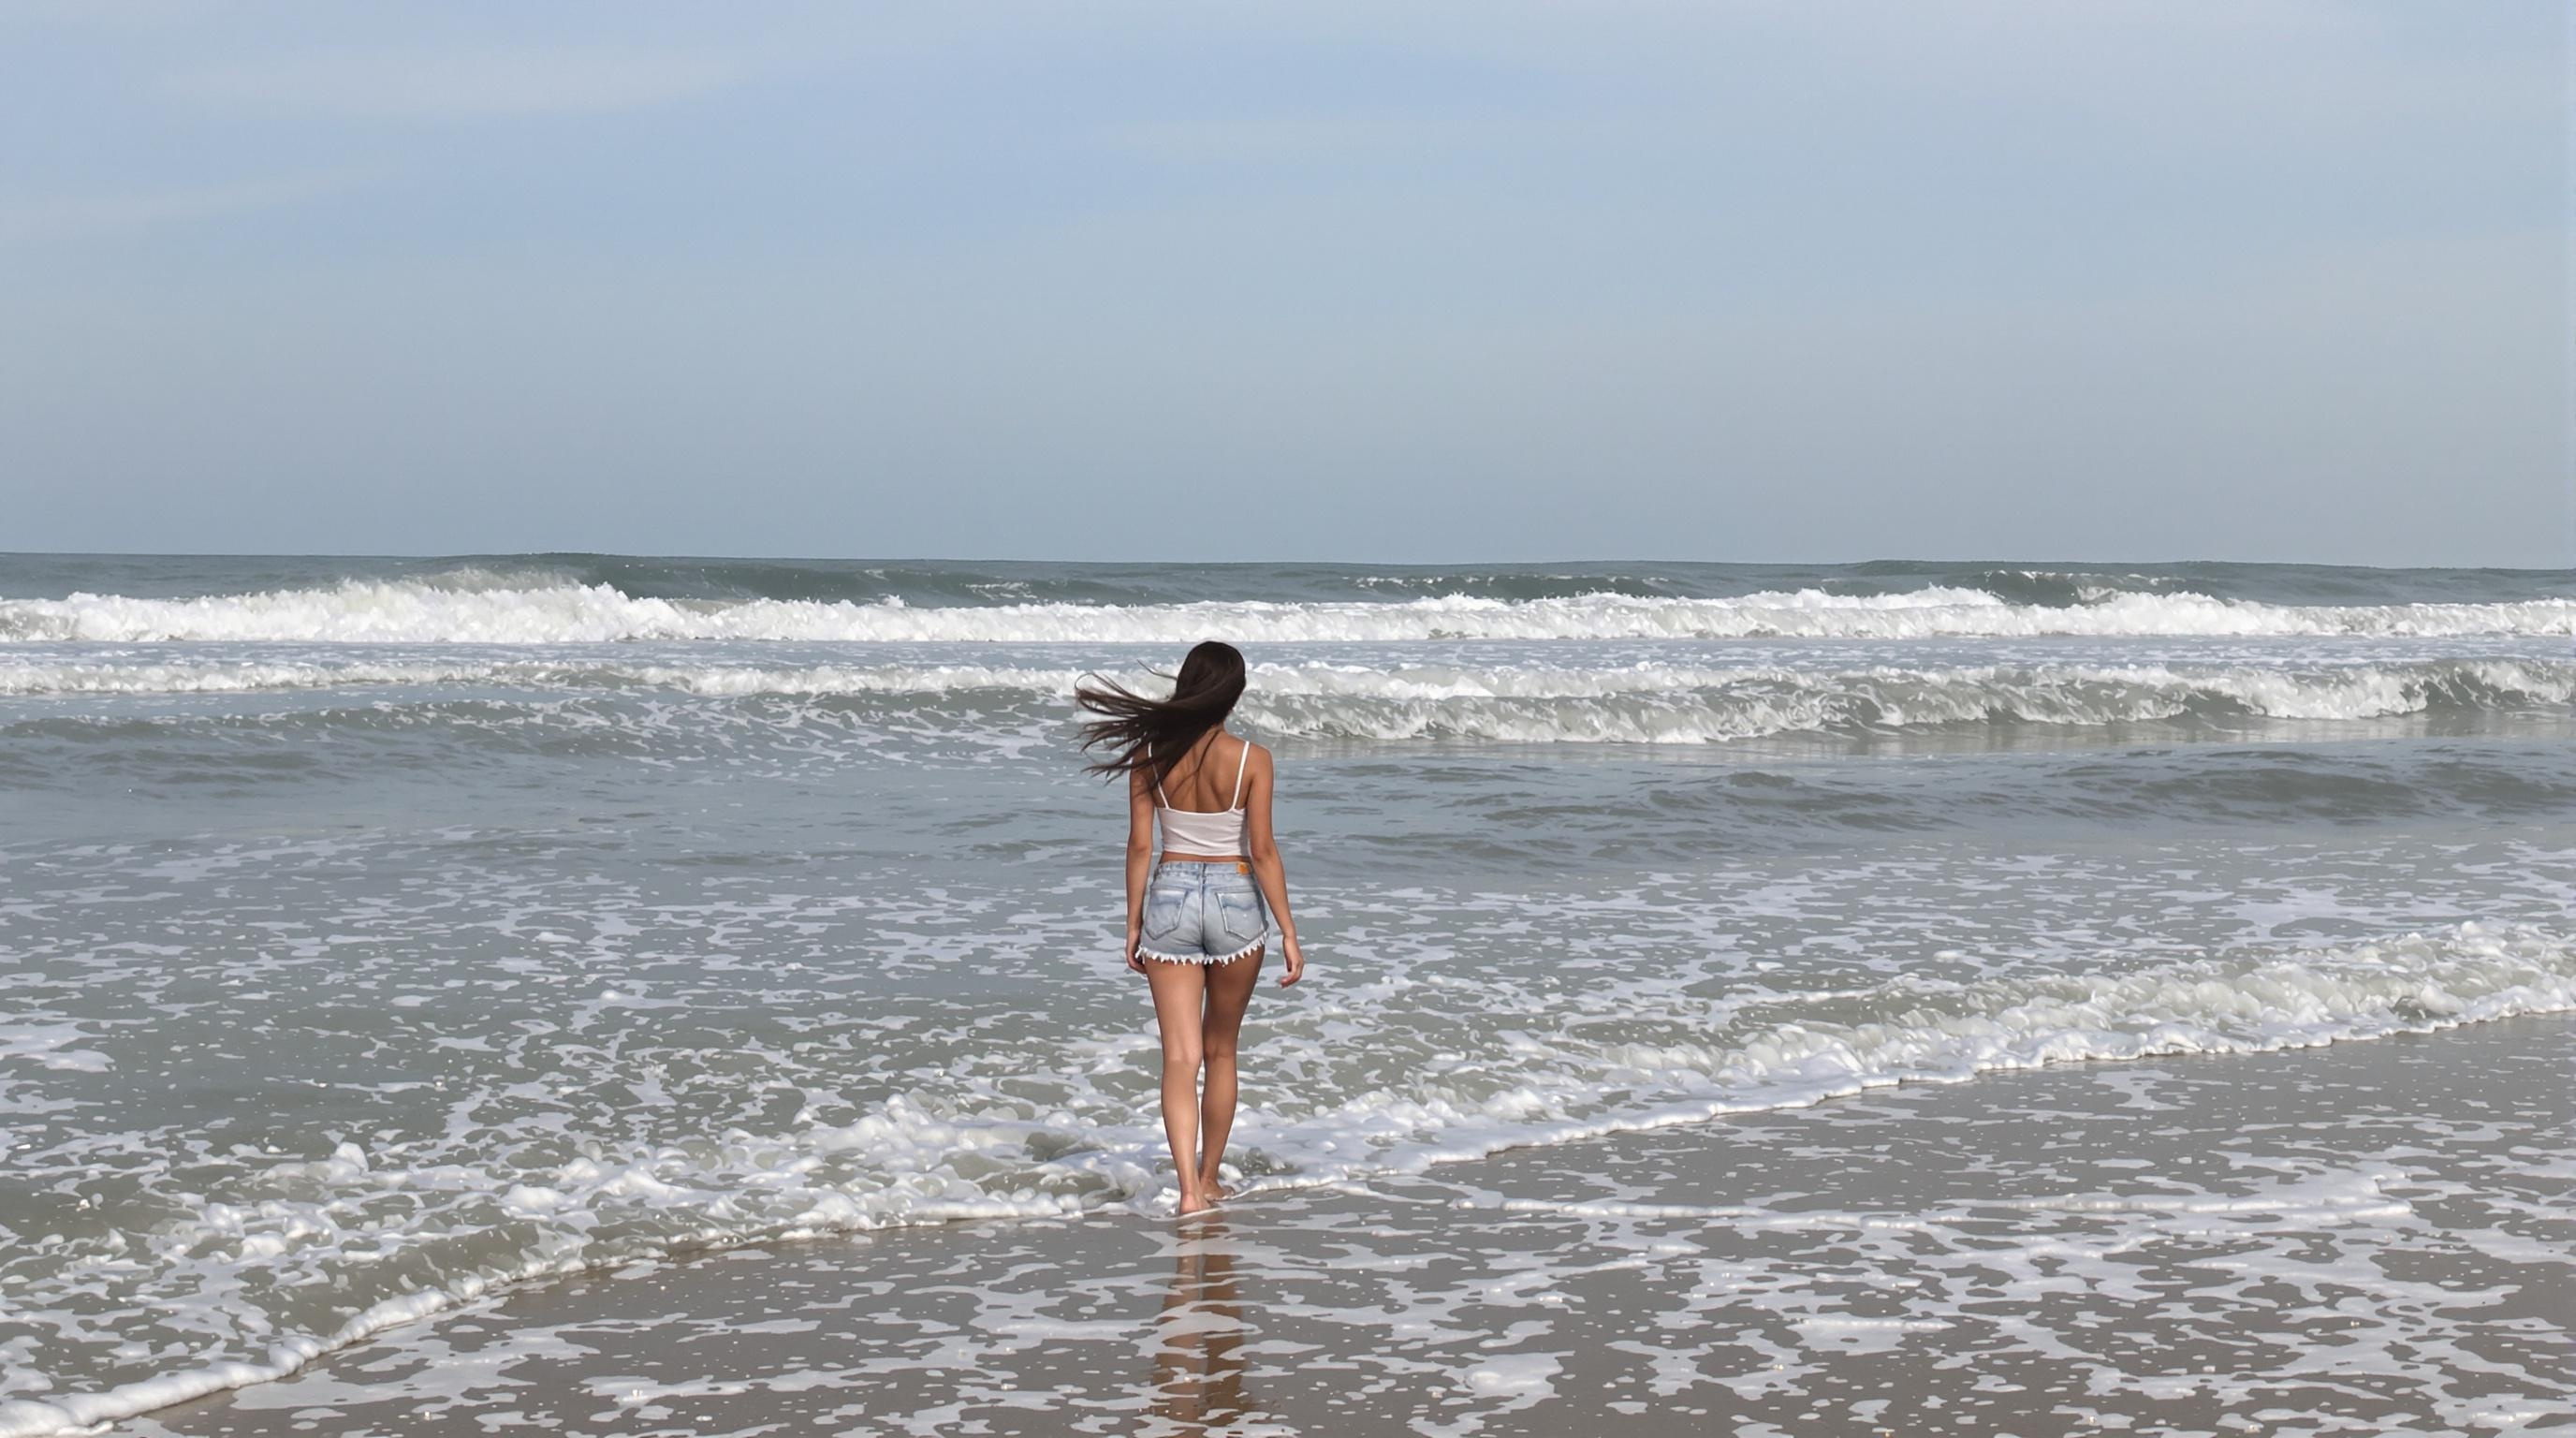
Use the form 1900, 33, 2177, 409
1142, 887, 1188, 937
1214, 889, 1266, 941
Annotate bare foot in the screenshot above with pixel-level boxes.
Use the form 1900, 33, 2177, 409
1177, 1187, 1213, 1216
1197, 1173, 1230, 1203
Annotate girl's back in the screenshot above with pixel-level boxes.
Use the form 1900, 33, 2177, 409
1154, 732, 1252, 814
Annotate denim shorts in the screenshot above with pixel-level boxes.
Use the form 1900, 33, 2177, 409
1137, 861, 1271, 965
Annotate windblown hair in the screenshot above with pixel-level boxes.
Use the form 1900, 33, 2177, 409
1075, 640, 1248, 785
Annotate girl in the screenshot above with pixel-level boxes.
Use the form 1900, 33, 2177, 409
1076, 641, 1306, 1215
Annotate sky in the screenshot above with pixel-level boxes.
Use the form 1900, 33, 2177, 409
1, 2, 2567, 566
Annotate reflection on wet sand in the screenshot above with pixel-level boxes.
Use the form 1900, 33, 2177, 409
1149, 1217, 1261, 1431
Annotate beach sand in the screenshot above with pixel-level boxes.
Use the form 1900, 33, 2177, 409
132, 1015, 2573, 1438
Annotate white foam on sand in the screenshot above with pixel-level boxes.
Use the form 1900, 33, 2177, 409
6, 921, 2573, 1438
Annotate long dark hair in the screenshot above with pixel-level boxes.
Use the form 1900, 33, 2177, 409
1075, 641, 1248, 785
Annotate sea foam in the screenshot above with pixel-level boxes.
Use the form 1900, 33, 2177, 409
4, 655, 2567, 745
4, 921, 2569, 1438
4, 579, 2572, 644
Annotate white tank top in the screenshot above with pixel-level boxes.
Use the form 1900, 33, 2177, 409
1153, 737, 1252, 855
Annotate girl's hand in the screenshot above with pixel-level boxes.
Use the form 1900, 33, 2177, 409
1124, 925, 1148, 975
1278, 933, 1305, 987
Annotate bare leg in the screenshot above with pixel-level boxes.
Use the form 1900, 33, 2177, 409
1146, 960, 1211, 1213
1196, 946, 1264, 1200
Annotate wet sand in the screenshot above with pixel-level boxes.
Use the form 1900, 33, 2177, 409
133, 1015, 2574, 1437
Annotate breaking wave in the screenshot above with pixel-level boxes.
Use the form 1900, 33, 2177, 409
4, 657, 2569, 746
4, 579, 2572, 644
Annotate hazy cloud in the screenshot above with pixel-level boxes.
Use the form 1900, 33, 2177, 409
0, 169, 367, 247
172, 45, 746, 121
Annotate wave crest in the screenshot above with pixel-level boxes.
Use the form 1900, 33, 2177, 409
3, 580, 2571, 644
6, 657, 2568, 745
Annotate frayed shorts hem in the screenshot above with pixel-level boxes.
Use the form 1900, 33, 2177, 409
1137, 934, 1268, 966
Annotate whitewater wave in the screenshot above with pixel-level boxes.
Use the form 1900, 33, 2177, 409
5, 656, 2569, 744
1243, 657, 2576, 743
3, 579, 2571, 644
3, 921, 2569, 1438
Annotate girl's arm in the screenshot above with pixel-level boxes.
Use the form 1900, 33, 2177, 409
1122, 765, 1155, 973
1242, 744, 1305, 987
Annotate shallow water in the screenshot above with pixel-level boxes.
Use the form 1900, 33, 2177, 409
3, 555, 2572, 1433
126, 1015, 2576, 1438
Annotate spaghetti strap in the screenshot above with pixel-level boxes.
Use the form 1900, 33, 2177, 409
1149, 745, 1169, 807
1229, 739, 1251, 810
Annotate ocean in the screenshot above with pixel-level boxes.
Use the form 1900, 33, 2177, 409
4, 554, 2572, 1434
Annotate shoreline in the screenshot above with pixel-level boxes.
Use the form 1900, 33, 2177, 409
109, 1010, 2576, 1438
